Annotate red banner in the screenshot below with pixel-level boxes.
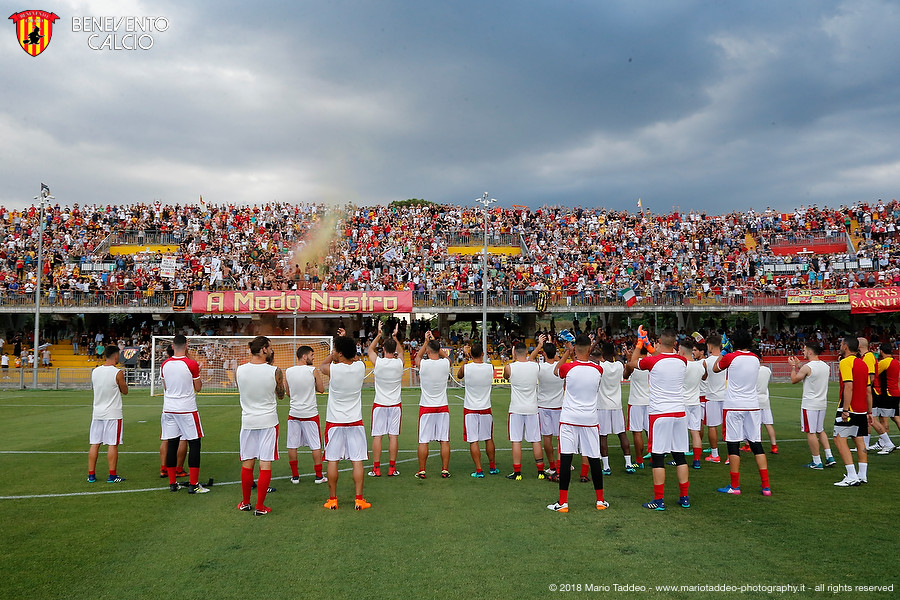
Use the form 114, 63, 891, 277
849, 288, 900, 314
191, 290, 413, 314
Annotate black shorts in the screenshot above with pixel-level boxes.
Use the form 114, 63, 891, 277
833, 412, 868, 439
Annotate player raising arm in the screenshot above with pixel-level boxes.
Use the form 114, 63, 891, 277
788, 342, 836, 469
367, 320, 404, 477
415, 330, 452, 479
284, 345, 327, 485
457, 343, 498, 477
533, 335, 564, 481
88, 346, 128, 484
504, 342, 544, 480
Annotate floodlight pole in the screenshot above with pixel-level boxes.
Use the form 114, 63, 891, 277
293, 308, 298, 366
32, 188, 52, 389
476, 192, 496, 353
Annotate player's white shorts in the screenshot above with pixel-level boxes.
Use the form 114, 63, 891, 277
597, 409, 625, 435
508, 413, 540, 443
371, 404, 402, 437
873, 407, 896, 418
89, 419, 123, 446
538, 407, 561, 436
287, 416, 321, 450
723, 410, 761, 443
648, 412, 688, 454
558, 423, 601, 458
760, 408, 774, 425
324, 423, 368, 462
418, 408, 450, 443
240, 426, 279, 462
628, 404, 649, 432
685, 405, 703, 431
160, 411, 203, 441
801, 408, 826, 434
705, 399, 724, 427
464, 408, 493, 443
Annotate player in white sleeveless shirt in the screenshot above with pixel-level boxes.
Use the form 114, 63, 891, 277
624, 344, 650, 469
703, 335, 727, 463
533, 335, 564, 480
367, 320, 404, 477
88, 346, 128, 483
679, 339, 706, 469
320, 332, 370, 510
159, 334, 208, 494
597, 342, 634, 474
757, 364, 778, 454
457, 342, 497, 477
235, 336, 284, 516
284, 344, 326, 485
504, 343, 545, 480
415, 330, 451, 478
789, 341, 837, 469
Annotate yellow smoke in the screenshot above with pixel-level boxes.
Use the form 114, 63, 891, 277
289, 211, 341, 274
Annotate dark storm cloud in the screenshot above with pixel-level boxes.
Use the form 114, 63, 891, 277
1, 0, 899, 211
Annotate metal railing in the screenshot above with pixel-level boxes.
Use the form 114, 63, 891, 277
0, 290, 176, 309
114, 230, 183, 246
0, 367, 154, 390
444, 230, 521, 247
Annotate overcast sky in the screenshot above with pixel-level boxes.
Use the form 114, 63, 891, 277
2, 0, 899, 212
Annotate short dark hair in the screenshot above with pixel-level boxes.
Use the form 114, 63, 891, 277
104, 345, 120, 359
249, 336, 270, 356
296, 345, 313, 360
383, 338, 398, 354
543, 343, 557, 359
470, 343, 484, 359
844, 337, 859, 353
574, 334, 591, 349
172, 334, 187, 349
731, 330, 752, 350
660, 329, 677, 347
680, 339, 695, 351
334, 336, 356, 360
881, 341, 895, 356
804, 341, 822, 356
426, 340, 441, 354
707, 334, 722, 349
601, 342, 615, 360
514, 343, 527, 355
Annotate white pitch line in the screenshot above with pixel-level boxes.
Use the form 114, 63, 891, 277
0, 449, 488, 500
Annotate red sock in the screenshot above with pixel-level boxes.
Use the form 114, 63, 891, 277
693, 447, 702, 462
109, 470, 116, 477
536, 461, 545, 472
730, 471, 740, 489
241, 467, 254, 504
289, 460, 299, 478
679, 481, 690, 496
356, 494, 363, 501
189, 467, 199, 486
513, 463, 521, 474
314, 463, 323, 478
256, 470, 271, 509
595, 488, 604, 502
167, 466, 177, 485
373, 461, 380, 470
759, 468, 770, 488
580, 463, 590, 477
635, 455, 644, 465
489, 461, 496, 470
160, 463, 166, 472
559, 490, 568, 504
88, 470, 95, 476
654, 483, 664, 500
389, 460, 396, 469
549, 460, 556, 471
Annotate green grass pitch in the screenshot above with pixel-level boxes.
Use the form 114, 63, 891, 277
0, 383, 898, 600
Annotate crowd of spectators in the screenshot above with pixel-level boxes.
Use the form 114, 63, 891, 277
0, 198, 898, 307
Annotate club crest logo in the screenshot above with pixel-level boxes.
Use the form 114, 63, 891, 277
9, 10, 59, 56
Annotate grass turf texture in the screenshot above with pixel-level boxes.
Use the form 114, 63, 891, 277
0, 383, 898, 600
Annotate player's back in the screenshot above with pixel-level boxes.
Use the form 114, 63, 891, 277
160, 355, 199, 412
419, 357, 450, 407
720, 351, 760, 409
802, 361, 830, 409
509, 361, 539, 414
756, 365, 771, 410
628, 367, 650, 406
285, 364, 317, 418
682, 360, 704, 406
91, 364, 123, 420
598, 360, 624, 409
704, 354, 726, 400
537, 362, 564, 408
558, 360, 602, 426
327, 361, 365, 423
639, 353, 687, 414
373, 357, 403, 406
236, 362, 278, 429
463, 362, 493, 411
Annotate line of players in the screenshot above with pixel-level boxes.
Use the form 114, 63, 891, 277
87, 326, 899, 515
